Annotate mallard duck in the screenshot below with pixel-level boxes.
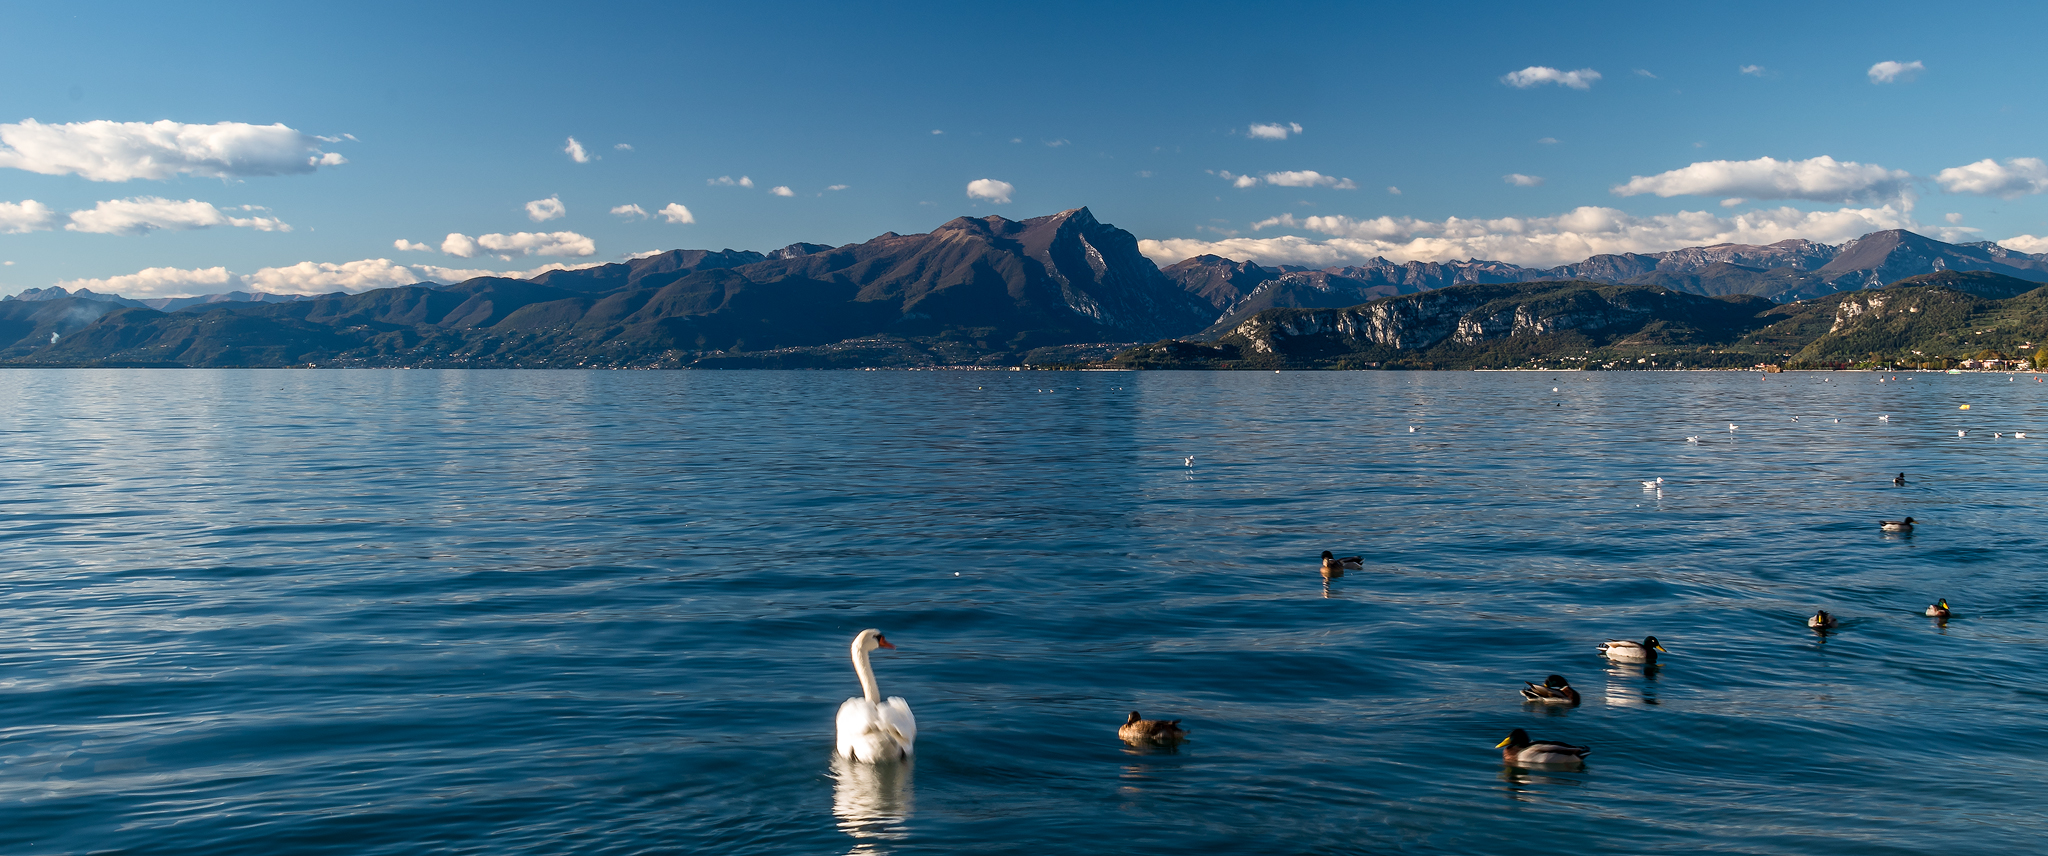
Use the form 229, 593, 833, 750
1597, 636, 1666, 664
1321, 551, 1362, 577
1808, 609, 1838, 630
1119, 711, 1186, 744
1520, 674, 1581, 705
1496, 728, 1589, 765
1893, 472, 1906, 486
1880, 517, 1915, 532
1925, 599, 1950, 618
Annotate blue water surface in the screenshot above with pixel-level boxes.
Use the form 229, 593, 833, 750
2, 368, 2045, 855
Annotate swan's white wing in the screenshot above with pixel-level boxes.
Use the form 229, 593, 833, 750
837, 697, 882, 761
878, 696, 917, 754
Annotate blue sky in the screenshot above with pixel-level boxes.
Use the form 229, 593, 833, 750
3, 0, 2046, 297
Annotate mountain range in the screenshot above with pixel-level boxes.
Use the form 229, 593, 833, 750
4, 208, 2046, 368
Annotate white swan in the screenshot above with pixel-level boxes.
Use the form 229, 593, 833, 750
837, 629, 917, 763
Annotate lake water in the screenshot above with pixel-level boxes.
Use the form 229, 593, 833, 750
3, 368, 2045, 855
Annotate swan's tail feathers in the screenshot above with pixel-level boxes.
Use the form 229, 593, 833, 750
879, 696, 918, 755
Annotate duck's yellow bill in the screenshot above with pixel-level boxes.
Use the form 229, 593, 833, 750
1495, 737, 1511, 748
1654, 644, 1668, 652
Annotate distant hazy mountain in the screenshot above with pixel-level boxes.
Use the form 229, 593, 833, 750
5, 208, 1213, 368
1159, 229, 2048, 315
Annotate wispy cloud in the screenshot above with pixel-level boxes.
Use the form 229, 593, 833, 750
1143, 203, 1931, 269
1216, 170, 1356, 189
1504, 173, 1545, 187
393, 239, 432, 252
707, 175, 753, 188
57, 258, 612, 299
1501, 66, 1601, 90
611, 203, 649, 220
564, 137, 592, 163
1867, 60, 1924, 84
1739, 64, 1768, 77
1247, 122, 1304, 140
613, 143, 633, 151
0, 119, 345, 181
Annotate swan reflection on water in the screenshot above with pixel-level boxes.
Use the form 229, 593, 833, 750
831, 754, 913, 846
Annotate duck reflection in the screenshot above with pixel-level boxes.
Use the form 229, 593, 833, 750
1602, 663, 1660, 706
831, 754, 913, 845
1498, 764, 1586, 798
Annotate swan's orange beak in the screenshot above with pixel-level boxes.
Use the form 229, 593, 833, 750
876, 636, 895, 649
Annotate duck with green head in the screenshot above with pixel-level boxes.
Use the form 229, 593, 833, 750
1520, 674, 1580, 705
1496, 728, 1589, 766
1597, 636, 1666, 665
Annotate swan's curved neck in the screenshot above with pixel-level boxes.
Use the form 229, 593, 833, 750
851, 640, 882, 704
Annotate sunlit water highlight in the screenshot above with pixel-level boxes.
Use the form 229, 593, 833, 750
3, 369, 2046, 854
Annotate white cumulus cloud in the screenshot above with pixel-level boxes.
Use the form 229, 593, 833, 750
0, 119, 344, 181
0, 199, 58, 233
243, 259, 435, 294
56, 265, 234, 298
611, 203, 649, 220
1933, 158, 2048, 198
966, 178, 1014, 204
1612, 155, 1913, 205
65, 197, 290, 235
769, 185, 794, 197
1140, 203, 1926, 269
564, 137, 592, 163
659, 203, 695, 224
1247, 122, 1304, 140
1867, 60, 1924, 84
708, 175, 753, 187
439, 231, 595, 259
525, 195, 567, 222
1504, 173, 1545, 187
55, 258, 612, 299
1501, 66, 1601, 90
2001, 235, 2048, 254
393, 239, 432, 252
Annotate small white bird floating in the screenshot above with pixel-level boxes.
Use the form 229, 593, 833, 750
1729, 424, 1739, 432
1408, 426, 1417, 433
1686, 436, 1701, 443
1880, 415, 1890, 422
1641, 477, 1664, 489
836, 629, 917, 763
2018, 433, 2029, 439
1958, 430, 1968, 438
1184, 456, 1195, 467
